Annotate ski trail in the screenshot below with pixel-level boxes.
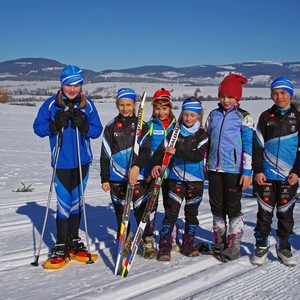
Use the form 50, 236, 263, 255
183, 251, 300, 300
65, 254, 223, 299
103, 252, 299, 300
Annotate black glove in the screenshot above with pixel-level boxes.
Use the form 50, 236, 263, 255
70, 108, 89, 135
49, 110, 70, 133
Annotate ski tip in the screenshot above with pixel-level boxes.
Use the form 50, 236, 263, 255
213, 253, 229, 263
122, 269, 128, 278
114, 267, 121, 276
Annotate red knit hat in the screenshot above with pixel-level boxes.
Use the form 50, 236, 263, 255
218, 74, 248, 101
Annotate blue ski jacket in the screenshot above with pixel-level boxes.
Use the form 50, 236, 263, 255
144, 115, 176, 177
33, 94, 103, 169
253, 104, 300, 181
205, 103, 254, 176
100, 114, 151, 183
152, 121, 208, 182
146, 115, 176, 153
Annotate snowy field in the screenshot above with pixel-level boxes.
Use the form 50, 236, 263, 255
0, 82, 300, 300
1, 79, 280, 101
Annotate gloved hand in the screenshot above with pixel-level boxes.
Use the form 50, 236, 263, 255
49, 110, 70, 133
70, 108, 89, 135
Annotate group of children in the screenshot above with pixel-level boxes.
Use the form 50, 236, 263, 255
33, 65, 299, 268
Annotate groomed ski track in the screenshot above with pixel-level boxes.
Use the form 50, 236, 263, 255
1, 184, 300, 300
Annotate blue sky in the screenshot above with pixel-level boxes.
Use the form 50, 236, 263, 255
1, 0, 300, 71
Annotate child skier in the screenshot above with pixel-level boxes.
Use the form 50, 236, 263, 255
100, 88, 151, 257
205, 74, 254, 262
251, 77, 299, 267
33, 65, 103, 265
151, 98, 208, 261
143, 88, 176, 259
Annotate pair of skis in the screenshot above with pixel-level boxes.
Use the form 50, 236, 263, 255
121, 115, 182, 277
114, 92, 147, 275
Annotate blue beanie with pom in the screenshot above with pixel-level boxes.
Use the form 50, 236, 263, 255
60, 65, 84, 86
271, 77, 294, 97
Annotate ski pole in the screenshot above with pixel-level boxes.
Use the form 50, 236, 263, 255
75, 126, 93, 264
31, 129, 63, 266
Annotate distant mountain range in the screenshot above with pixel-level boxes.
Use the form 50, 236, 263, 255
0, 58, 300, 87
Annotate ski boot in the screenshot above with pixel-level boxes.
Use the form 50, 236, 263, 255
276, 242, 296, 267
51, 242, 69, 258
142, 236, 158, 260
157, 234, 172, 261
215, 233, 243, 262
68, 235, 98, 263
251, 247, 269, 266
215, 215, 244, 262
212, 216, 227, 254
182, 233, 200, 257
277, 249, 296, 267
69, 236, 87, 254
43, 241, 70, 269
276, 238, 296, 267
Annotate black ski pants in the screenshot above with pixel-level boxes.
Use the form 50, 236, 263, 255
254, 180, 298, 249
208, 171, 243, 219
110, 180, 151, 238
162, 180, 203, 234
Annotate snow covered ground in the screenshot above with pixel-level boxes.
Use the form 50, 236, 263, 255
0, 84, 300, 300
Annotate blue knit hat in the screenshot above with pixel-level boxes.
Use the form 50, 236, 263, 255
60, 65, 84, 86
271, 77, 294, 97
182, 98, 202, 115
116, 88, 136, 102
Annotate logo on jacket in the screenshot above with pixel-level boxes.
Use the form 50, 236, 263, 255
289, 112, 296, 119
153, 130, 164, 135
114, 132, 125, 137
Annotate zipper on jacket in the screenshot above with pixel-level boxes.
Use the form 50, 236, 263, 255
275, 116, 285, 172
216, 112, 228, 168
234, 149, 237, 164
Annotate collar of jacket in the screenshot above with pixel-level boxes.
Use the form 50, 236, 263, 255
218, 102, 240, 113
